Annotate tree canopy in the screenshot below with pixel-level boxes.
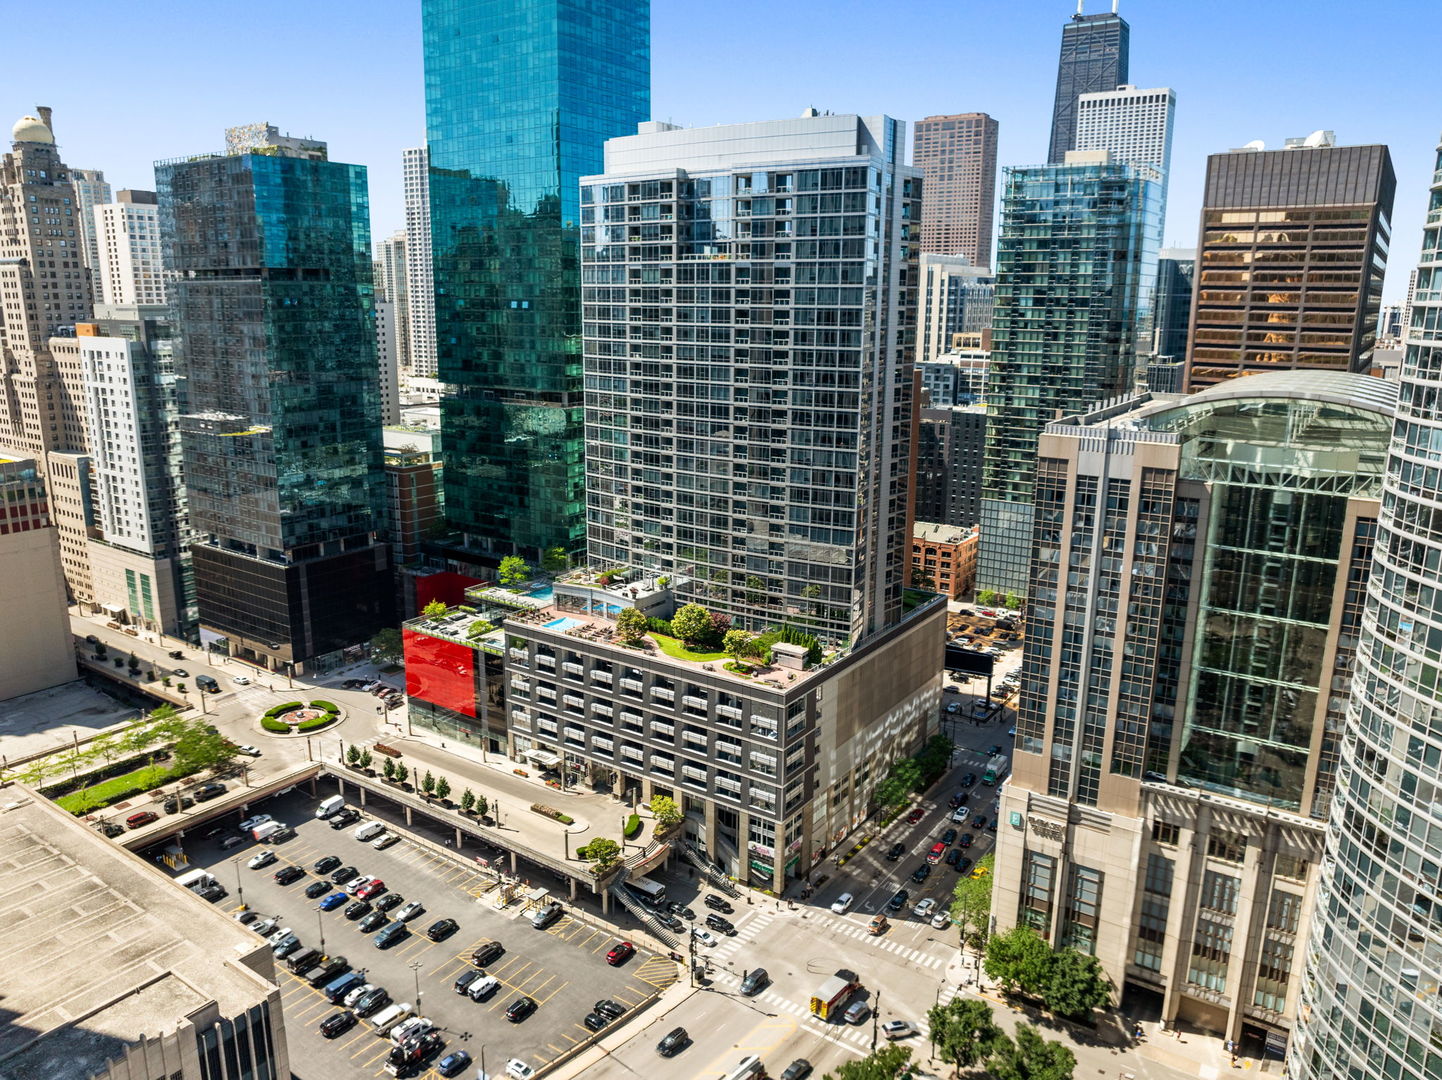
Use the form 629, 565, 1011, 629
822, 1044, 912, 1080
670, 603, 712, 646
616, 606, 648, 644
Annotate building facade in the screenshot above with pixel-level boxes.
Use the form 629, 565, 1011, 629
1153, 247, 1196, 358
919, 348, 990, 407
993, 371, 1394, 1060
581, 113, 919, 642
1185, 136, 1394, 391
401, 147, 436, 382
423, 0, 650, 560
0, 457, 76, 700
376, 229, 409, 382
917, 254, 995, 363
70, 165, 112, 284
95, 190, 165, 306
1047, 8, 1130, 164
912, 112, 999, 267
376, 298, 401, 425
979, 151, 1160, 595
1074, 85, 1174, 175
1288, 135, 1442, 1080
916, 405, 986, 528
910, 521, 977, 600
157, 124, 391, 672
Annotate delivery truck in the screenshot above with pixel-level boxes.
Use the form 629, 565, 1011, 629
808, 968, 860, 1021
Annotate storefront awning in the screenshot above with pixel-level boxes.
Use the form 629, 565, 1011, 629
523, 748, 561, 768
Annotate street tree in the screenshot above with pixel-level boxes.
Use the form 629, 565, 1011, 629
498, 555, 531, 586
434, 775, 452, 801
649, 794, 683, 828
460, 788, 476, 814
382, 756, 396, 781
421, 770, 437, 798
927, 997, 1003, 1073
950, 852, 995, 949
821, 1044, 912, 1080
670, 603, 712, 646
370, 628, 403, 663
346, 744, 361, 766
394, 763, 410, 786
1040, 947, 1111, 1021
875, 756, 922, 810
474, 794, 489, 819
585, 836, 621, 871
615, 606, 648, 645
358, 750, 373, 771
984, 925, 1053, 996
987, 1025, 1076, 1080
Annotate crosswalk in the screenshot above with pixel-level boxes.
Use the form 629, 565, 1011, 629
707, 970, 870, 1057
708, 909, 776, 963
806, 911, 947, 970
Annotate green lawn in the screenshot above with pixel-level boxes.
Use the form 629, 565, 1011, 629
55, 763, 176, 814
648, 632, 726, 662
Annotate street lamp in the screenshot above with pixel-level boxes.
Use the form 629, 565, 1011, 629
408, 959, 424, 1011
235, 861, 245, 909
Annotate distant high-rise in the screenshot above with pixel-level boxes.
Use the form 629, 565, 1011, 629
423, 0, 650, 560
95, 190, 166, 307
401, 147, 436, 381
376, 229, 409, 376
1185, 135, 1394, 391
157, 123, 391, 672
978, 150, 1160, 595
1048, 6, 1130, 164
913, 113, 999, 267
1074, 85, 1173, 176
917, 254, 994, 363
375, 297, 401, 425
1289, 133, 1442, 1080
0, 458, 76, 701
1152, 247, 1195, 358
915, 405, 986, 529
70, 166, 112, 282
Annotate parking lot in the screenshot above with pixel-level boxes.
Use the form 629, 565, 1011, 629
144, 788, 677, 1080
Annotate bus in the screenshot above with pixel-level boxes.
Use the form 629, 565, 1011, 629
624, 877, 666, 905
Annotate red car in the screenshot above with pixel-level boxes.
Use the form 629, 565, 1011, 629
606, 941, 635, 966
126, 811, 159, 829
356, 878, 386, 900
905, 807, 925, 824
926, 841, 947, 864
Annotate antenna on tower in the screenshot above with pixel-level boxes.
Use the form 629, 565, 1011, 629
1112, 0, 1119, 11
1076, 0, 1084, 12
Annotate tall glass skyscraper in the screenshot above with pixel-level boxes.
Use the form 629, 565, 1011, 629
157, 124, 391, 672
1047, 8, 1130, 164
1289, 136, 1442, 1080
422, 0, 649, 561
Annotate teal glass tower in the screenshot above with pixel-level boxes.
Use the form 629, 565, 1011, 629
422, 0, 650, 560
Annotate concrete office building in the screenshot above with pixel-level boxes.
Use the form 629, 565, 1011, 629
376, 229, 409, 375
916, 405, 986, 528
424, 0, 650, 560
979, 150, 1160, 596
70, 165, 112, 282
376, 298, 401, 425
0, 789, 289, 1080
493, 112, 945, 892
157, 123, 391, 673
1185, 134, 1394, 391
1075, 85, 1174, 176
1048, 5, 1130, 164
918, 254, 995, 363
95, 190, 166, 306
0, 457, 76, 701
1288, 134, 1442, 1080
401, 146, 436, 381
912, 113, 999, 267
992, 370, 1394, 1059
77, 307, 195, 638
919, 348, 990, 407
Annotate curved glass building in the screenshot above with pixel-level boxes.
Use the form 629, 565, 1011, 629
1290, 138, 1442, 1079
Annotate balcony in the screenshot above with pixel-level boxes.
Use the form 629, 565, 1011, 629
562, 662, 584, 679
681, 694, 709, 711
562, 694, 585, 711
591, 702, 614, 718
536, 655, 557, 670
650, 686, 676, 703
619, 678, 644, 694
591, 669, 613, 686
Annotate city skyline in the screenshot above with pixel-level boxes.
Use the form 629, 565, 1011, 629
5, 1, 1436, 304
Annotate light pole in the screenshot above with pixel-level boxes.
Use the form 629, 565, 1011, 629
408, 959, 424, 1011
317, 908, 326, 956
235, 861, 245, 909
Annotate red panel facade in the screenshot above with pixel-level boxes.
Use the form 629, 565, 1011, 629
413, 571, 484, 616
403, 628, 478, 718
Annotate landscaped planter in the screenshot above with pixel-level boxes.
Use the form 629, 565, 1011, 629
259, 699, 342, 735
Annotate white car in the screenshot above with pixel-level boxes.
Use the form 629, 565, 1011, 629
344, 983, 374, 1007
690, 927, 718, 948
951, 807, 971, 825
239, 814, 272, 832
830, 893, 854, 915
371, 832, 401, 850
506, 1060, 535, 1080
247, 850, 277, 870
931, 910, 952, 929
346, 874, 375, 895
236, 744, 262, 757
232, 675, 251, 685
396, 901, 425, 922
945, 703, 960, 714
389, 1016, 432, 1046
914, 898, 936, 920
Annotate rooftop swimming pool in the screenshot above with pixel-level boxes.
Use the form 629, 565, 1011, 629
543, 616, 583, 632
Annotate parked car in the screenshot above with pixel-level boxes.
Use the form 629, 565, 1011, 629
583, 1011, 611, 1032
944, 849, 964, 869
330, 865, 359, 885
329, 808, 362, 829
196, 883, 227, 903
739, 968, 769, 995
941, 828, 958, 845
960, 772, 977, 787
453, 970, 483, 995
358, 910, 388, 934
396, 901, 425, 922
219, 834, 247, 850
656, 1026, 689, 1057
274, 866, 305, 885
344, 900, 372, 921
97, 821, 125, 838
781, 1060, 814, 1080
372, 832, 401, 850
267, 826, 296, 843
951, 807, 971, 825
843, 1000, 871, 1024
655, 912, 683, 932
354, 987, 391, 1017
373, 922, 409, 949
830, 893, 854, 914
959, 833, 974, 848
911, 864, 932, 883
505, 996, 537, 1022
605, 941, 635, 966
320, 1011, 356, 1038
319, 892, 349, 911
375, 893, 405, 914
125, 811, 159, 829
885, 842, 906, 861
357, 878, 387, 900
238, 814, 272, 832
705, 914, 736, 936
162, 794, 194, 813
346, 874, 375, 896
426, 918, 459, 942
505, 1060, 535, 1080
235, 745, 261, 757
958, 856, 974, 874
437, 1051, 471, 1078
905, 807, 925, 824
304, 880, 332, 899
972, 815, 989, 830
931, 909, 952, 929
466, 975, 500, 1001
594, 999, 626, 1020
887, 889, 909, 913
914, 898, 936, 920
703, 894, 734, 914
248, 850, 278, 870
530, 902, 563, 930
313, 855, 342, 875
471, 940, 504, 967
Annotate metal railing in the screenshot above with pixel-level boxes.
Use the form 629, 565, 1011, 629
680, 841, 741, 897
606, 866, 680, 948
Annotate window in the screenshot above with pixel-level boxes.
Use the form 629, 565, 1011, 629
1143, 853, 1173, 895
1060, 865, 1103, 955
1151, 819, 1179, 846
1133, 895, 1169, 972
1207, 831, 1246, 863
1187, 915, 1233, 992
1200, 870, 1239, 915
1018, 851, 1057, 934
1273, 853, 1308, 881
1265, 890, 1302, 934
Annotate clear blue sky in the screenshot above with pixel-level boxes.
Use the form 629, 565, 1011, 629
12, 0, 1438, 301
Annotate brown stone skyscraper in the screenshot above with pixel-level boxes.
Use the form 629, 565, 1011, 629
913, 112, 999, 267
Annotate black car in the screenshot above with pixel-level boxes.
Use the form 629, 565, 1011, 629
781, 1061, 814, 1080
162, 794, 194, 814
331, 865, 359, 885
944, 848, 964, 869
656, 1027, 689, 1057
988, 744, 1003, 756
353, 987, 390, 1018
454, 969, 484, 995
941, 829, 958, 846
655, 912, 684, 932
705, 913, 736, 936
329, 808, 362, 829
948, 791, 967, 808
344, 900, 372, 921
957, 857, 973, 874
972, 815, 989, 830
268, 826, 296, 843
275, 865, 305, 886
665, 901, 696, 920
305, 880, 332, 899
887, 889, 909, 912
703, 894, 734, 914
427, 918, 459, 941
505, 995, 537, 1022
96, 821, 125, 838
594, 999, 626, 1020
358, 910, 388, 933
885, 842, 906, 861
196, 883, 227, 903
192, 782, 227, 802
739, 968, 769, 995
314, 855, 342, 875
583, 1011, 611, 1031
472, 940, 505, 967
320, 1011, 356, 1038
375, 892, 405, 913
911, 863, 931, 883
960, 772, 977, 787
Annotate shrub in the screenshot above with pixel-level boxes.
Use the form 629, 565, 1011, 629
296, 714, 335, 732
616, 606, 649, 645
264, 701, 303, 718
309, 700, 338, 713
261, 716, 291, 733
645, 615, 674, 637
530, 803, 574, 825
623, 813, 643, 840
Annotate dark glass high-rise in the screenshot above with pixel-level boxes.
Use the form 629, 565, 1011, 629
1047, 9, 1130, 164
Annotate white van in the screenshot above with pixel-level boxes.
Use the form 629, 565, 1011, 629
369, 1002, 413, 1036
252, 821, 284, 842
354, 820, 386, 842
173, 868, 216, 890
316, 795, 346, 819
